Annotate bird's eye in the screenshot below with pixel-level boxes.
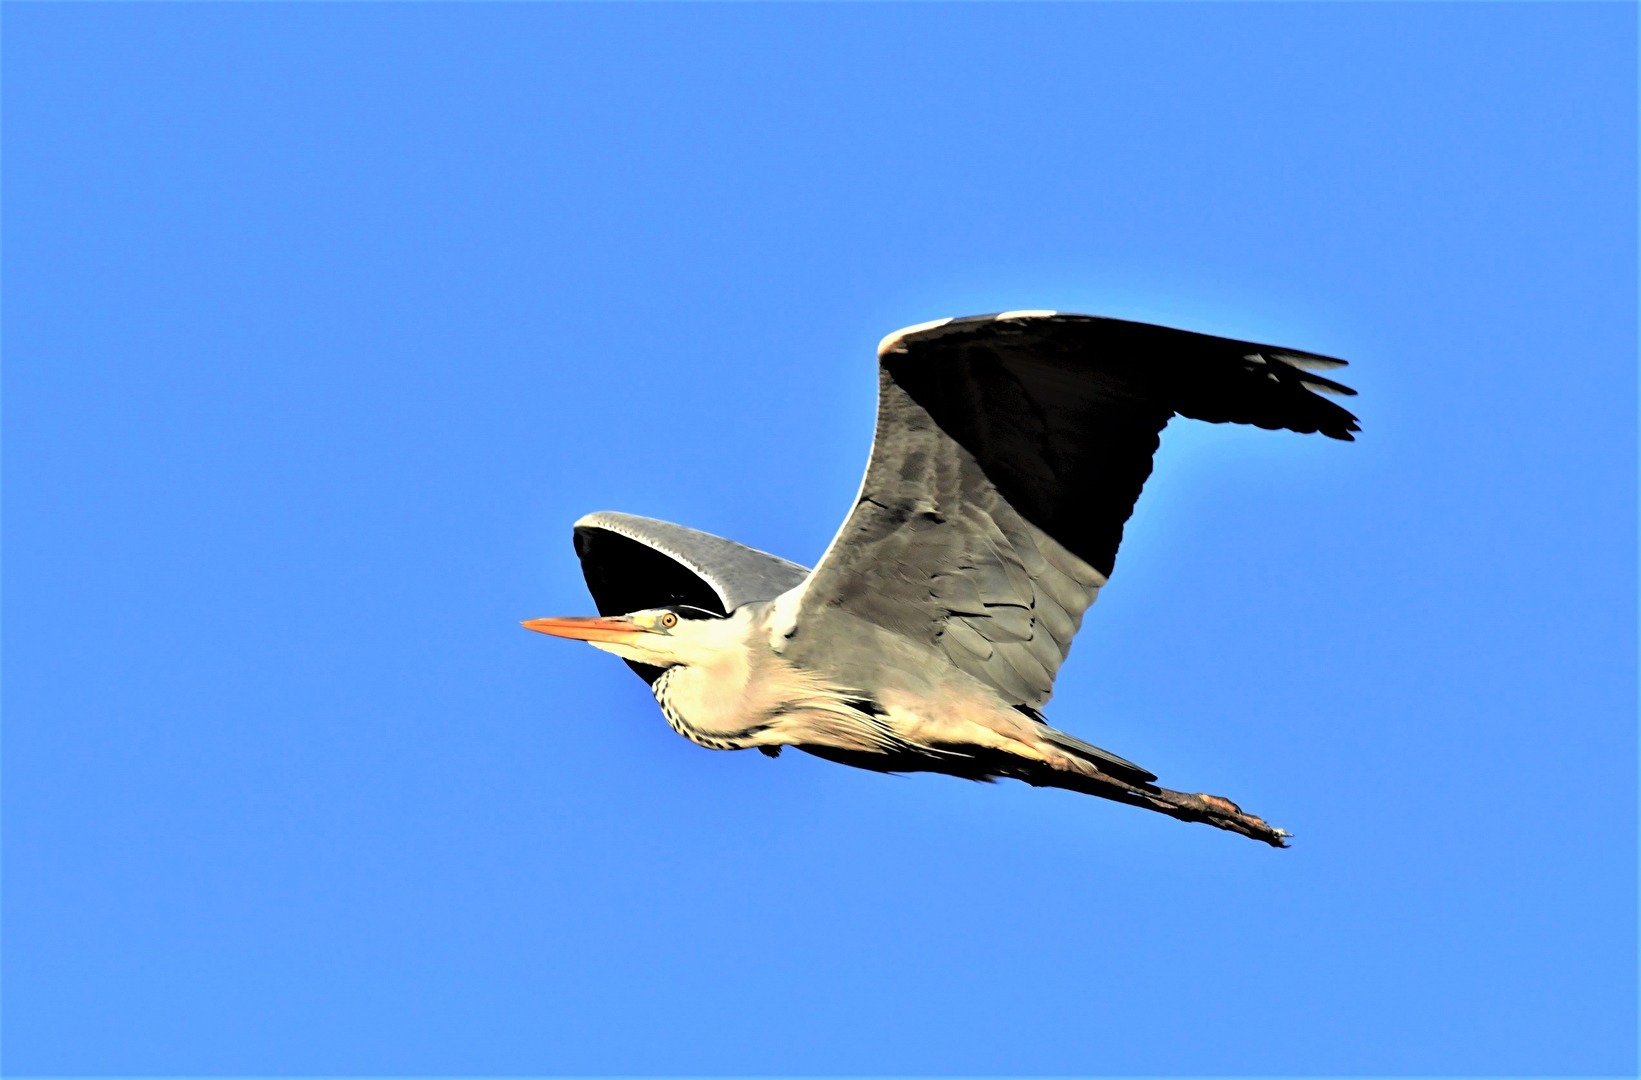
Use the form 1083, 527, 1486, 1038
659, 612, 678, 629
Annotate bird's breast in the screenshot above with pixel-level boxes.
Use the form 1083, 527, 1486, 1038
649, 664, 770, 752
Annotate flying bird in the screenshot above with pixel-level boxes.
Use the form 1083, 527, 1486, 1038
525, 312, 1358, 846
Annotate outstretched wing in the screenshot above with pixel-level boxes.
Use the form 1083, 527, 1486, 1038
783, 312, 1357, 708
574, 511, 810, 683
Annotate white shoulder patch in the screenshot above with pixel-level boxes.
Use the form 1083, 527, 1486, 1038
993, 309, 1058, 321
765, 579, 809, 653
877, 317, 954, 357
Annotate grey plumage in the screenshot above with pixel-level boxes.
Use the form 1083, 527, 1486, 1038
574, 510, 807, 615
572, 511, 807, 683
537, 312, 1359, 846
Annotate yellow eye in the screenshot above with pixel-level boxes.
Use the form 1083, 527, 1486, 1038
659, 612, 678, 629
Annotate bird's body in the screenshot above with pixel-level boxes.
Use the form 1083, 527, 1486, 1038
641, 601, 1064, 763
526, 311, 1359, 846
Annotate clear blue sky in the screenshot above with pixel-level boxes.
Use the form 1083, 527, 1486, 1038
4, 3, 1635, 1075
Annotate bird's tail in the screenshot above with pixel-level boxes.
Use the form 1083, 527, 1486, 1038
1029, 727, 1290, 847
1041, 726, 1159, 785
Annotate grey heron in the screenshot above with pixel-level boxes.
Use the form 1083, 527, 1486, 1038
525, 311, 1358, 846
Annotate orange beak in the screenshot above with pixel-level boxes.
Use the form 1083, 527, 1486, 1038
519, 615, 649, 644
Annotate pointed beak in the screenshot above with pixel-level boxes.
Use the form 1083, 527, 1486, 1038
519, 615, 649, 644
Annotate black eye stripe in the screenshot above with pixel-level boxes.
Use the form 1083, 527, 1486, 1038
655, 604, 726, 621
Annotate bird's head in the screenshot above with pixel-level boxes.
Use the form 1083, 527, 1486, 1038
520, 604, 735, 669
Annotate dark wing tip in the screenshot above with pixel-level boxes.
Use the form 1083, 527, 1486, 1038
878, 310, 1361, 441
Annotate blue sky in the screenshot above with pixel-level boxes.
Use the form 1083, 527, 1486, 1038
4, 3, 1635, 1075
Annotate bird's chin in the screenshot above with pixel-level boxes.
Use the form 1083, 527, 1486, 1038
587, 639, 658, 664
